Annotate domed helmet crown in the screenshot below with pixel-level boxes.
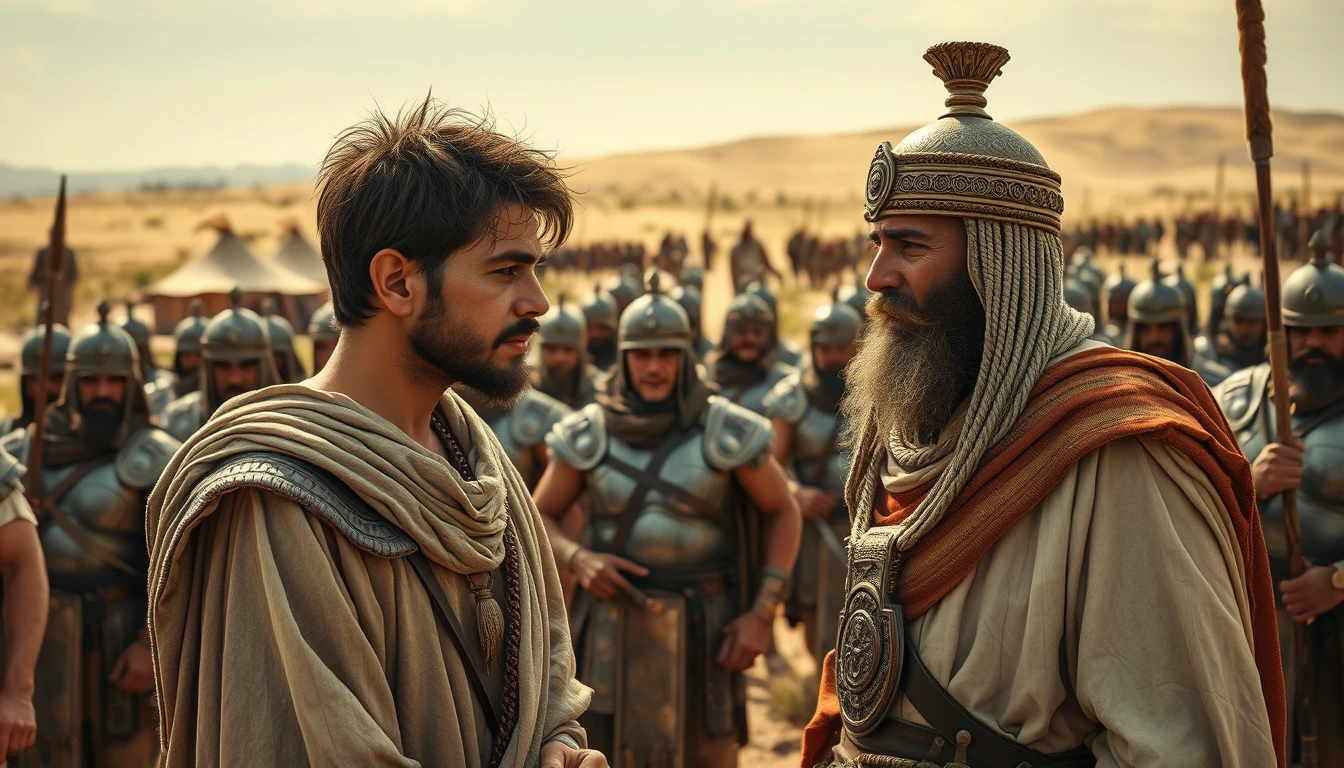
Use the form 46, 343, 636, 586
1282, 231, 1344, 328
538, 294, 586, 348
581, 283, 618, 330
618, 273, 692, 354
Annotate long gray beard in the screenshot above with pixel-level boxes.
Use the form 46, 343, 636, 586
840, 319, 961, 451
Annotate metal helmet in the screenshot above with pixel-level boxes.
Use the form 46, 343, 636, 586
810, 296, 863, 346
260, 297, 304, 383
581, 283, 618, 330
1160, 262, 1198, 331
678, 265, 705, 292
1210, 263, 1238, 313
174, 299, 209, 357
61, 300, 150, 446
1101, 264, 1137, 325
669, 285, 703, 331
618, 272, 693, 353
538, 293, 586, 348
1070, 247, 1105, 289
20, 323, 71, 377
606, 274, 638, 312
1128, 260, 1187, 325
121, 298, 155, 378
1224, 281, 1267, 322
1063, 278, 1097, 318
1282, 231, 1344, 328
744, 281, 779, 314
200, 287, 278, 410
307, 299, 339, 342
837, 269, 872, 315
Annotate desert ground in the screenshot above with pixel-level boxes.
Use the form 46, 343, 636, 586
1, 105, 1341, 766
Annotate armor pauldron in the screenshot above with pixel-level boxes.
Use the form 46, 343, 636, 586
703, 397, 773, 471
762, 372, 808, 424
1, 428, 26, 462
837, 527, 905, 737
115, 426, 181, 490
162, 391, 206, 443
509, 390, 569, 448
187, 452, 417, 558
546, 404, 608, 471
0, 446, 24, 500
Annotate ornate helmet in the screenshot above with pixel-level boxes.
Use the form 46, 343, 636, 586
618, 273, 692, 354
1101, 264, 1137, 324
1282, 231, 1344, 328
61, 300, 149, 446
1062, 278, 1097, 318
810, 295, 863, 347
669, 284, 703, 332
306, 299, 339, 342
20, 323, 71, 377
200, 287, 278, 410
679, 265, 705, 292
537, 293, 586, 348
1224, 280, 1267, 322
720, 291, 775, 346
1160, 262, 1198, 332
121, 298, 155, 378
581, 283, 618, 330
260, 298, 304, 383
173, 299, 209, 361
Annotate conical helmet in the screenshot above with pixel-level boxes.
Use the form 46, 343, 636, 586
1101, 264, 1137, 317
1282, 231, 1344, 328
744, 281, 778, 314
174, 299, 208, 356
1224, 280, 1266, 322
307, 300, 339, 342
201, 287, 277, 408
581, 284, 618, 330
61, 300, 149, 445
538, 294, 586, 348
810, 294, 863, 346
618, 273, 692, 353
606, 274, 638, 312
721, 291, 775, 346
260, 297, 303, 383
1160, 262, 1198, 331
1128, 260, 1187, 325
20, 323, 71, 377
678, 264, 704, 292
121, 298, 154, 377
1210, 263, 1238, 313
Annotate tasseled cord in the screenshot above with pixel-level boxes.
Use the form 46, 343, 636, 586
470, 573, 504, 675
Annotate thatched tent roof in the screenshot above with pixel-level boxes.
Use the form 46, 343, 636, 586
145, 216, 326, 298
271, 219, 329, 287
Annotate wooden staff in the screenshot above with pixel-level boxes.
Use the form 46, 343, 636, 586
24, 175, 67, 505
1233, 2, 1314, 764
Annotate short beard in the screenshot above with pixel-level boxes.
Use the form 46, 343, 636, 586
1288, 350, 1344, 415
408, 291, 536, 407
840, 269, 985, 448
79, 400, 124, 448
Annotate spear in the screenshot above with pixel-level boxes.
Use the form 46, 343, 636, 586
1233, 2, 1313, 765
25, 175, 67, 505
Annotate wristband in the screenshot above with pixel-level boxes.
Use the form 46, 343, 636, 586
556, 540, 582, 569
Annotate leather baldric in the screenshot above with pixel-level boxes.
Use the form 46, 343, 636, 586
595, 426, 706, 555
39, 455, 143, 577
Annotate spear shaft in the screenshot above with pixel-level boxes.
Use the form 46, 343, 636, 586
24, 175, 67, 505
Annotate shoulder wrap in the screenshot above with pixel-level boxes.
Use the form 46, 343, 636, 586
186, 451, 417, 558
510, 389, 573, 448
761, 372, 807, 424
545, 404, 607, 472
116, 427, 182, 490
1215, 363, 1271, 433
703, 396, 775, 471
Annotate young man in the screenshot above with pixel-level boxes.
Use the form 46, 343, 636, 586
1215, 232, 1344, 765
705, 292, 796, 415
1196, 280, 1268, 375
805, 42, 1281, 768
146, 99, 601, 768
533, 279, 801, 767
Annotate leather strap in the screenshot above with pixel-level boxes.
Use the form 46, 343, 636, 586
899, 630, 1095, 768
406, 550, 502, 738
596, 426, 705, 554
40, 456, 142, 577
601, 452, 728, 528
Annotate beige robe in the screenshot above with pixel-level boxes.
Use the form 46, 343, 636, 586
147, 385, 590, 768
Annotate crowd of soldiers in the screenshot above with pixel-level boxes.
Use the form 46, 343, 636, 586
3, 202, 1344, 766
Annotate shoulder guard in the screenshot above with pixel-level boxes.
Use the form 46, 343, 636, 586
1194, 356, 1231, 389
162, 392, 205, 442
703, 396, 775, 471
186, 452, 417, 558
0, 428, 27, 465
116, 427, 182, 490
0, 444, 25, 500
545, 404, 607, 472
510, 389, 573, 449
761, 372, 807, 424
1214, 363, 1270, 433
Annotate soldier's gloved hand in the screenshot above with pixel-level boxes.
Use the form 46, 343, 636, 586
1251, 439, 1304, 501
110, 638, 155, 694
0, 687, 37, 758
1279, 563, 1344, 624
570, 549, 649, 601
540, 740, 609, 768
796, 487, 837, 520
716, 612, 772, 672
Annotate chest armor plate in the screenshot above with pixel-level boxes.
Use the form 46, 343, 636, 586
793, 404, 847, 496
39, 460, 146, 585
1239, 405, 1344, 569
585, 434, 735, 568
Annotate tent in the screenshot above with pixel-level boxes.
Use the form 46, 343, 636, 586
270, 221, 330, 322
143, 217, 327, 334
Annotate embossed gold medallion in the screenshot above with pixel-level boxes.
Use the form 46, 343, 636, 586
836, 527, 904, 736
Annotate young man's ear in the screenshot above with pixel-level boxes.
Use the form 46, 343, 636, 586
369, 249, 420, 318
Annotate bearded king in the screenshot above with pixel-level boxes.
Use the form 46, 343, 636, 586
804, 42, 1283, 768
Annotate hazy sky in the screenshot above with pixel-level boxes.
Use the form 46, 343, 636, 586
2, 0, 1340, 171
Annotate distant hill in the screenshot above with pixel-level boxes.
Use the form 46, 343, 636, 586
0, 162, 316, 198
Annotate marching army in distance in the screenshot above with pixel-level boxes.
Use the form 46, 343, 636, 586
5, 28, 1344, 768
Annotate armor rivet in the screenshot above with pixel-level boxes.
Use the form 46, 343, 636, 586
1306, 285, 1322, 304
575, 434, 594, 454
720, 434, 741, 454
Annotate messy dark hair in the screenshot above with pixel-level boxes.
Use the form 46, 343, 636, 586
316, 94, 573, 326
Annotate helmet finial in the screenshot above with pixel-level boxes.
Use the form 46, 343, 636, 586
1149, 257, 1162, 281
229, 286, 243, 310
924, 41, 1010, 120
97, 300, 111, 326
190, 298, 203, 318
1309, 229, 1331, 266
647, 272, 662, 295
261, 296, 277, 317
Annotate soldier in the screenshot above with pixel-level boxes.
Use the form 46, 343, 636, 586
3, 324, 70, 436
534, 278, 801, 767
706, 292, 797, 415
3, 300, 180, 768
169, 300, 207, 399
743, 281, 804, 367
1196, 280, 1267, 375
121, 300, 176, 417
1099, 263, 1136, 342
1208, 262, 1240, 340
670, 284, 714, 360
1215, 232, 1344, 764
581, 284, 619, 373
0, 445, 48, 763
160, 289, 279, 442
729, 220, 782, 293
260, 298, 306, 383
1126, 259, 1230, 386
530, 295, 599, 410
762, 298, 861, 664
306, 300, 340, 374
1161, 261, 1199, 335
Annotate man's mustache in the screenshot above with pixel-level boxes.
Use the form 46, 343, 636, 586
1294, 350, 1338, 366
493, 318, 541, 347
83, 397, 121, 412
867, 289, 934, 327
